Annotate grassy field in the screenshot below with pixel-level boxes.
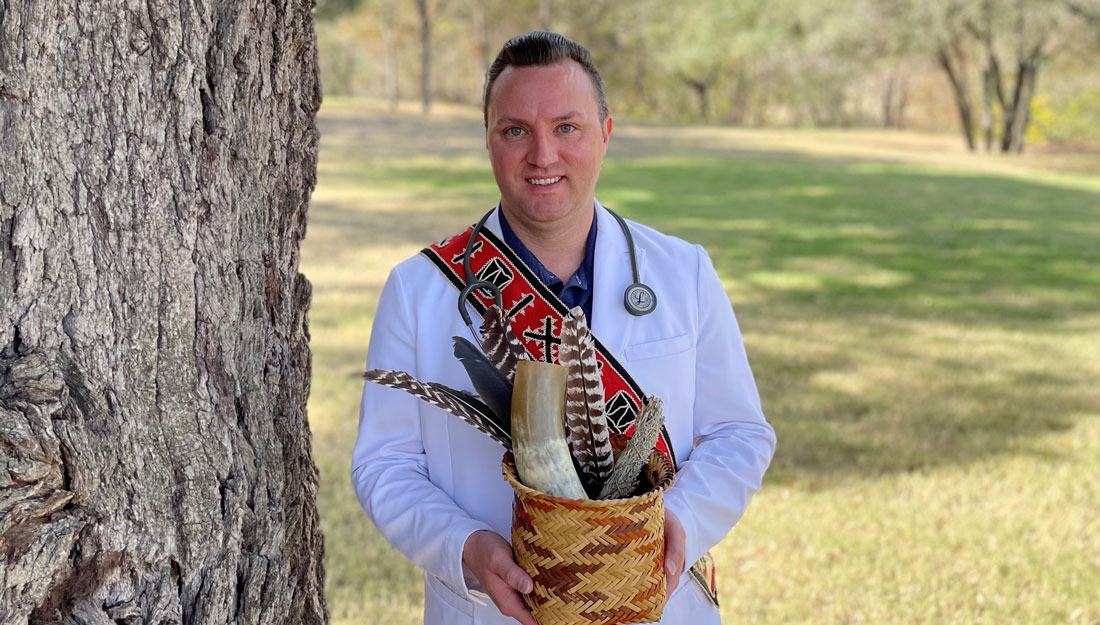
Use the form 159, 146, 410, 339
304, 99, 1100, 625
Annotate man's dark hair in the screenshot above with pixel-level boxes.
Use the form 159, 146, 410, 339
483, 31, 609, 127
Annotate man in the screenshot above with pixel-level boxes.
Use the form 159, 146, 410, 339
352, 31, 775, 624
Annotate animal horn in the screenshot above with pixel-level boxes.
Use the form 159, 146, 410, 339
510, 360, 588, 500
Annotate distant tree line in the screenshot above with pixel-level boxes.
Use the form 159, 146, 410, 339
315, 0, 1099, 152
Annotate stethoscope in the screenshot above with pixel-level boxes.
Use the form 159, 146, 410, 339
458, 207, 657, 343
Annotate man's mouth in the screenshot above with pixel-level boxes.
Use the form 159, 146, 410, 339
526, 176, 562, 186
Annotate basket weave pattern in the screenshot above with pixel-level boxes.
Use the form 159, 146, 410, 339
502, 450, 675, 625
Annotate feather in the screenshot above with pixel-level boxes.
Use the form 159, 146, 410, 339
478, 304, 526, 382
452, 336, 513, 425
598, 396, 664, 500
559, 307, 615, 494
363, 369, 511, 448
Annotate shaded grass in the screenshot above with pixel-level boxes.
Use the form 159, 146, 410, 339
304, 104, 1100, 624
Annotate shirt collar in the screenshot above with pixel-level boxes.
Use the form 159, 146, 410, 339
497, 205, 598, 300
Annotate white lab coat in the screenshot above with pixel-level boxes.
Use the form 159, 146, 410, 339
352, 201, 776, 624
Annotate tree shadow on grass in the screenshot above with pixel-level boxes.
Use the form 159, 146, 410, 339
599, 157, 1097, 487
310, 113, 1099, 490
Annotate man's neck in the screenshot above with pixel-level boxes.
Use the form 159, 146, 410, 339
499, 203, 594, 281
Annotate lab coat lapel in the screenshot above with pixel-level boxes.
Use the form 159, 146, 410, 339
592, 200, 640, 358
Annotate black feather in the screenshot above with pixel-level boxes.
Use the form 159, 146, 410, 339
452, 336, 514, 425
363, 369, 511, 448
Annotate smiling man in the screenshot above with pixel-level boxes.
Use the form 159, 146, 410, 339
353, 32, 776, 625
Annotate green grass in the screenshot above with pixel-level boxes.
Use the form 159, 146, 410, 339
304, 101, 1100, 625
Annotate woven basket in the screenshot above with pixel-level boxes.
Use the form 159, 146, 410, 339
501, 443, 675, 625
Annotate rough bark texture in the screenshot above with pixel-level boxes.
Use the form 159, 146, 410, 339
0, 1, 326, 624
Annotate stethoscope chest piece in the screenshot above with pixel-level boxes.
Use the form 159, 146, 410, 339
624, 282, 657, 317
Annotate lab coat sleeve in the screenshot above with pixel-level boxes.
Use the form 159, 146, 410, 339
350, 266, 493, 601
662, 245, 777, 569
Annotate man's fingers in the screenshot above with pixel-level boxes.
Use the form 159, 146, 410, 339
489, 546, 534, 594
505, 565, 534, 594
665, 557, 681, 594
664, 508, 687, 594
484, 575, 538, 625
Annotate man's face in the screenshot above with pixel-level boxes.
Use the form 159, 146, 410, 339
485, 60, 613, 230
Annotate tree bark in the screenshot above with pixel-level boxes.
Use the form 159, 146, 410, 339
0, 2, 326, 624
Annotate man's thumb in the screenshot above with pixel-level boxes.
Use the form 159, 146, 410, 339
506, 565, 534, 594
665, 544, 684, 576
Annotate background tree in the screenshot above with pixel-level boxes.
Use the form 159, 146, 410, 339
312, 0, 1098, 151
0, 1, 326, 623
1064, 0, 1100, 44
416, 0, 433, 114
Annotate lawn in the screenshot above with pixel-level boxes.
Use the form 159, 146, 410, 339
304, 99, 1099, 625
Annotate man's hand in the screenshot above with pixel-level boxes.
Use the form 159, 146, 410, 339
664, 508, 687, 595
462, 530, 537, 625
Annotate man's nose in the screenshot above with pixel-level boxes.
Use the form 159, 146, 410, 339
526, 130, 557, 169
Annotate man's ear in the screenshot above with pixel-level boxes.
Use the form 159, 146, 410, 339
602, 115, 613, 146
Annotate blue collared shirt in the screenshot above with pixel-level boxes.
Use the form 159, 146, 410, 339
499, 207, 597, 324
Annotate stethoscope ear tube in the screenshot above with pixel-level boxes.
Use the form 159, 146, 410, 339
460, 209, 505, 347
458, 279, 503, 348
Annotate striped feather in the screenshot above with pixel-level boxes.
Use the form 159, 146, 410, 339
363, 369, 511, 448
598, 395, 664, 500
559, 307, 615, 493
478, 304, 526, 383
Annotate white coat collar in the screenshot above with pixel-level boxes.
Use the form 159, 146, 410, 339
481, 199, 644, 357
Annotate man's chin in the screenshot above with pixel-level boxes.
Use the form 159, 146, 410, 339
503, 200, 588, 228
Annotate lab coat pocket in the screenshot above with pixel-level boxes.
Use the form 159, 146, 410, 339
424, 575, 474, 625
623, 333, 697, 462
624, 333, 693, 361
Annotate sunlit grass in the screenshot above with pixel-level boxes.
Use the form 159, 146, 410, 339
305, 101, 1099, 625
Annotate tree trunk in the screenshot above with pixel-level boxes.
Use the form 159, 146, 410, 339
937, 44, 976, 152
729, 64, 750, 127
999, 5, 1047, 153
417, 0, 432, 115
678, 72, 713, 123
1065, 0, 1100, 46
0, 2, 326, 624
384, 0, 400, 112
690, 81, 710, 122
882, 72, 895, 128
896, 71, 909, 130
473, 0, 492, 75
1005, 60, 1037, 153
981, 65, 995, 151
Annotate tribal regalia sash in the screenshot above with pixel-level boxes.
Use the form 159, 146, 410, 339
421, 219, 721, 606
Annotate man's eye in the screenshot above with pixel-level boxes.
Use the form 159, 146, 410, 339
506, 127, 525, 137
558, 123, 575, 133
